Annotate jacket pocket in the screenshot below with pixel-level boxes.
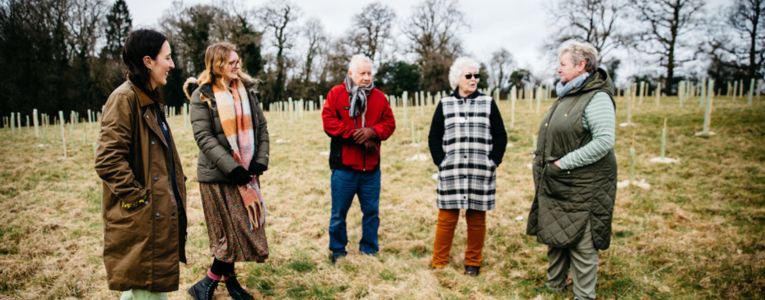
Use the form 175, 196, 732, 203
485, 155, 497, 171
118, 188, 151, 212
108, 192, 152, 226
543, 163, 576, 201
438, 154, 455, 170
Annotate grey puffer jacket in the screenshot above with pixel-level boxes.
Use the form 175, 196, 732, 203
187, 78, 269, 183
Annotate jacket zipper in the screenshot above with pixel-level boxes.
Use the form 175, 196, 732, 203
357, 116, 367, 171
541, 98, 563, 162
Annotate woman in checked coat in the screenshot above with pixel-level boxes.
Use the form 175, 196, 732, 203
427, 57, 507, 276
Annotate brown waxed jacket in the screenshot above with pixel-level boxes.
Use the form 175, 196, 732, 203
95, 80, 187, 292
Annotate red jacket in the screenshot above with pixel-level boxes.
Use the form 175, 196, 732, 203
322, 84, 396, 172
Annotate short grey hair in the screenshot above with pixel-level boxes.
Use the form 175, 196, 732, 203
558, 40, 599, 73
348, 54, 374, 75
448, 56, 480, 90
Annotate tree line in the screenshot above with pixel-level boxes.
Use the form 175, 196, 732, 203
0, 0, 762, 116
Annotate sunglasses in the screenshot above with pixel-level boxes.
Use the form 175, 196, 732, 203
464, 73, 480, 80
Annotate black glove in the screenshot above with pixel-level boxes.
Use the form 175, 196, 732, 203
248, 161, 267, 176
228, 166, 252, 185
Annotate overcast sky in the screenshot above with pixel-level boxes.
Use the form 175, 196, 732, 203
126, 0, 730, 86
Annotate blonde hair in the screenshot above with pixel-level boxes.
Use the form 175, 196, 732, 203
558, 40, 599, 73
197, 42, 253, 89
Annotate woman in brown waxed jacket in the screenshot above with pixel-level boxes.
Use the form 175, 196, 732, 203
95, 29, 187, 299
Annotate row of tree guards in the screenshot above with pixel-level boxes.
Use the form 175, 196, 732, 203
0, 78, 758, 186
2, 77, 762, 129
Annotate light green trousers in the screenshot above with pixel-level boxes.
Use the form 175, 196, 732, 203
546, 221, 598, 300
119, 289, 168, 300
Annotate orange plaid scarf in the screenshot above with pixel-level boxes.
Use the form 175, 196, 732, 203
213, 79, 266, 230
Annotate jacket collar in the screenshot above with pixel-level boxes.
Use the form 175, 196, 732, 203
451, 88, 482, 100
199, 83, 215, 101
565, 67, 615, 97
198, 77, 258, 103
127, 80, 161, 107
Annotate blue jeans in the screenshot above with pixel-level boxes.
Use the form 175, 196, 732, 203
328, 169, 381, 256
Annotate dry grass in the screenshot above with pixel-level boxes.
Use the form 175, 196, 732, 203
0, 94, 763, 299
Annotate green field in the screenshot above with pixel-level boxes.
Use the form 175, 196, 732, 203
0, 94, 763, 299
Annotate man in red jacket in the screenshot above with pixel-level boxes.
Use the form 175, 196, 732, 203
322, 54, 396, 263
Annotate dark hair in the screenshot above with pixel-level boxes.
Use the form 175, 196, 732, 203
122, 29, 167, 96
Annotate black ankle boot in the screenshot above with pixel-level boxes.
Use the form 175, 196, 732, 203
464, 265, 480, 276
187, 276, 219, 300
225, 275, 254, 300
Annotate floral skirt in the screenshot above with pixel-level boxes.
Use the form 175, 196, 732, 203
199, 182, 268, 263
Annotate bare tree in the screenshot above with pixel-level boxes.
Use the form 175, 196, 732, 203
548, 0, 624, 61
67, 0, 107, 59
404, 0, 465, 92
632, 0, 705, 94
488, 48, 515, 94
348, 2, 395, 62
229, 12, 264, 77
66, 0, 108, 109
259, 0, 299, 106
320, 38, 352, 89
717, 0, 765, 81
301, 18, 326, 83
283, 17, 326, 100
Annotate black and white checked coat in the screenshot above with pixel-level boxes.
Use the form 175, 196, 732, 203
434, 94, 498, 211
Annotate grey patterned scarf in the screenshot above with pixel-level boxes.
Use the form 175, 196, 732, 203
556, 72, 590, 97
344, 76, 374, 126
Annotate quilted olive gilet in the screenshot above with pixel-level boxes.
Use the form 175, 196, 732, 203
526, 68, 617, 250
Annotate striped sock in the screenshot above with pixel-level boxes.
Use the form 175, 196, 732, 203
207, 269, 221, 281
